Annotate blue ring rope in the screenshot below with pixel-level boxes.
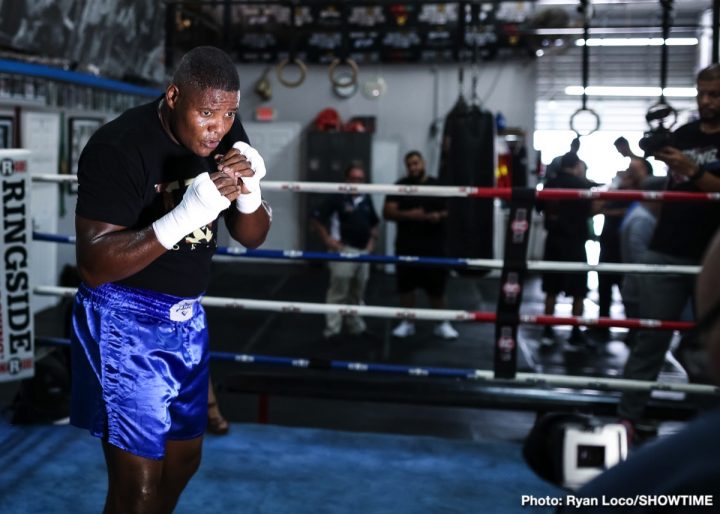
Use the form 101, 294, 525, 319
33, 231, 472, 268
39, 337, 479, 380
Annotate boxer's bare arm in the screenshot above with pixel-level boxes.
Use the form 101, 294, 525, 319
76, 171, 242, 287
75, 216, 164, 287
224, 204, 270, 248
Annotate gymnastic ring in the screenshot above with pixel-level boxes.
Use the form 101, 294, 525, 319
275, 58, 307, 88
328, 58, 359, 89
569, 107, 600, 137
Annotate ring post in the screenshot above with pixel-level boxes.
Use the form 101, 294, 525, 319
0, 149, 34, 381
494, 187, 536, 379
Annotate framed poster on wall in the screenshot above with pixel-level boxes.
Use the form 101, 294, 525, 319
0, 116, 13, 148
69, 117, 102, 193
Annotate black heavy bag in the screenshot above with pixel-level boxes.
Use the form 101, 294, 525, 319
438, 100, 495, 274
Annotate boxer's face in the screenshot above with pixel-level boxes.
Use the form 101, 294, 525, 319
166, 85, 240, 157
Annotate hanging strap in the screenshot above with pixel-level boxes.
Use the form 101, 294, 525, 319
581, 0, 590, 111
276, 1, 307, 88
713, 0, 720, 63
328, 3, 358, 89
643, 0, 676, 127
659, 0, 673, 103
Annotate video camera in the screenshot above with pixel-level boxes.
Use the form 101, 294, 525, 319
638, 103, 677, 157
523, 412, 629, 490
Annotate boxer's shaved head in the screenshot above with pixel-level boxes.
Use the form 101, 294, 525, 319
172, 46, 240, 93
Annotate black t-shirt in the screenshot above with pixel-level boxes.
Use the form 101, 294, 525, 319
75, 97, 249, 297
386, 175, 447, 255
312, 194, 379, 249
537, 170, 593, 241
650, 120, 720, 259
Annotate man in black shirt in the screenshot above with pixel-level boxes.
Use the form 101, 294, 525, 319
384, 151, 458, 340
538, 152, 593, 346
544, 137, 588, 182
71, 47, 271, 513
311, 165, 380, 338
618, 64, 720, 443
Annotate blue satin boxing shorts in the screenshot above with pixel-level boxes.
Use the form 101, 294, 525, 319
70, 282, 210, 460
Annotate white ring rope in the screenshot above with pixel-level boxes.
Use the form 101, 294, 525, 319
35, 285, 716, 396
524, 260, 699, 275
34, 286, 474, 322
472, 370, 718, 395
34, 285, 693, 330
29, 174, 720, 202
33, 174, 478, 197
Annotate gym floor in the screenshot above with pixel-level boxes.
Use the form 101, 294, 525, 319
2, 259, 715, 513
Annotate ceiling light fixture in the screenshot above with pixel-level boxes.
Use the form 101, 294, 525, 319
565, 86, 697, 97
575, 37, 698, 46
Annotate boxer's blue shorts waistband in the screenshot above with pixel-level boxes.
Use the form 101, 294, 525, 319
77, 282, 202, 322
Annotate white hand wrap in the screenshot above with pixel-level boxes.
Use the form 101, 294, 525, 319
152, 172, 230, 249
233, 141, 266, 214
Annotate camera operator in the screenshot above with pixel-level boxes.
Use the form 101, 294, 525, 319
618, 64, 720, 444
557, 230, 720, 513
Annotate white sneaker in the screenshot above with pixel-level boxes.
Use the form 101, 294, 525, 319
392, 321, 416, 338
434, 321, 459, 339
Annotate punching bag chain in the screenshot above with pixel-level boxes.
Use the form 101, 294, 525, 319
659, 0, 673, 103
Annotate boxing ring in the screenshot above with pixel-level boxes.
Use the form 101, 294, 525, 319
3, 148, 720, 512
15, 167, 718, 426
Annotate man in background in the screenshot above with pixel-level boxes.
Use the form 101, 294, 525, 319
538, 152, 593, 346
557, 228, 720, 513
544, 137, 587, 182
311, 164, 380, 339
384, 150, 458, 340
618, 64, 720, 443
614, 136, 639, 160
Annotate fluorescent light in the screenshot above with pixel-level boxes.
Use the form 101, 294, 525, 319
538, 0, 658, 4
575, 37, 698, 46
565, 86, 697, 97
666, 38, 700, 46
663, 87, 699, 97
566, 86, 660, 96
